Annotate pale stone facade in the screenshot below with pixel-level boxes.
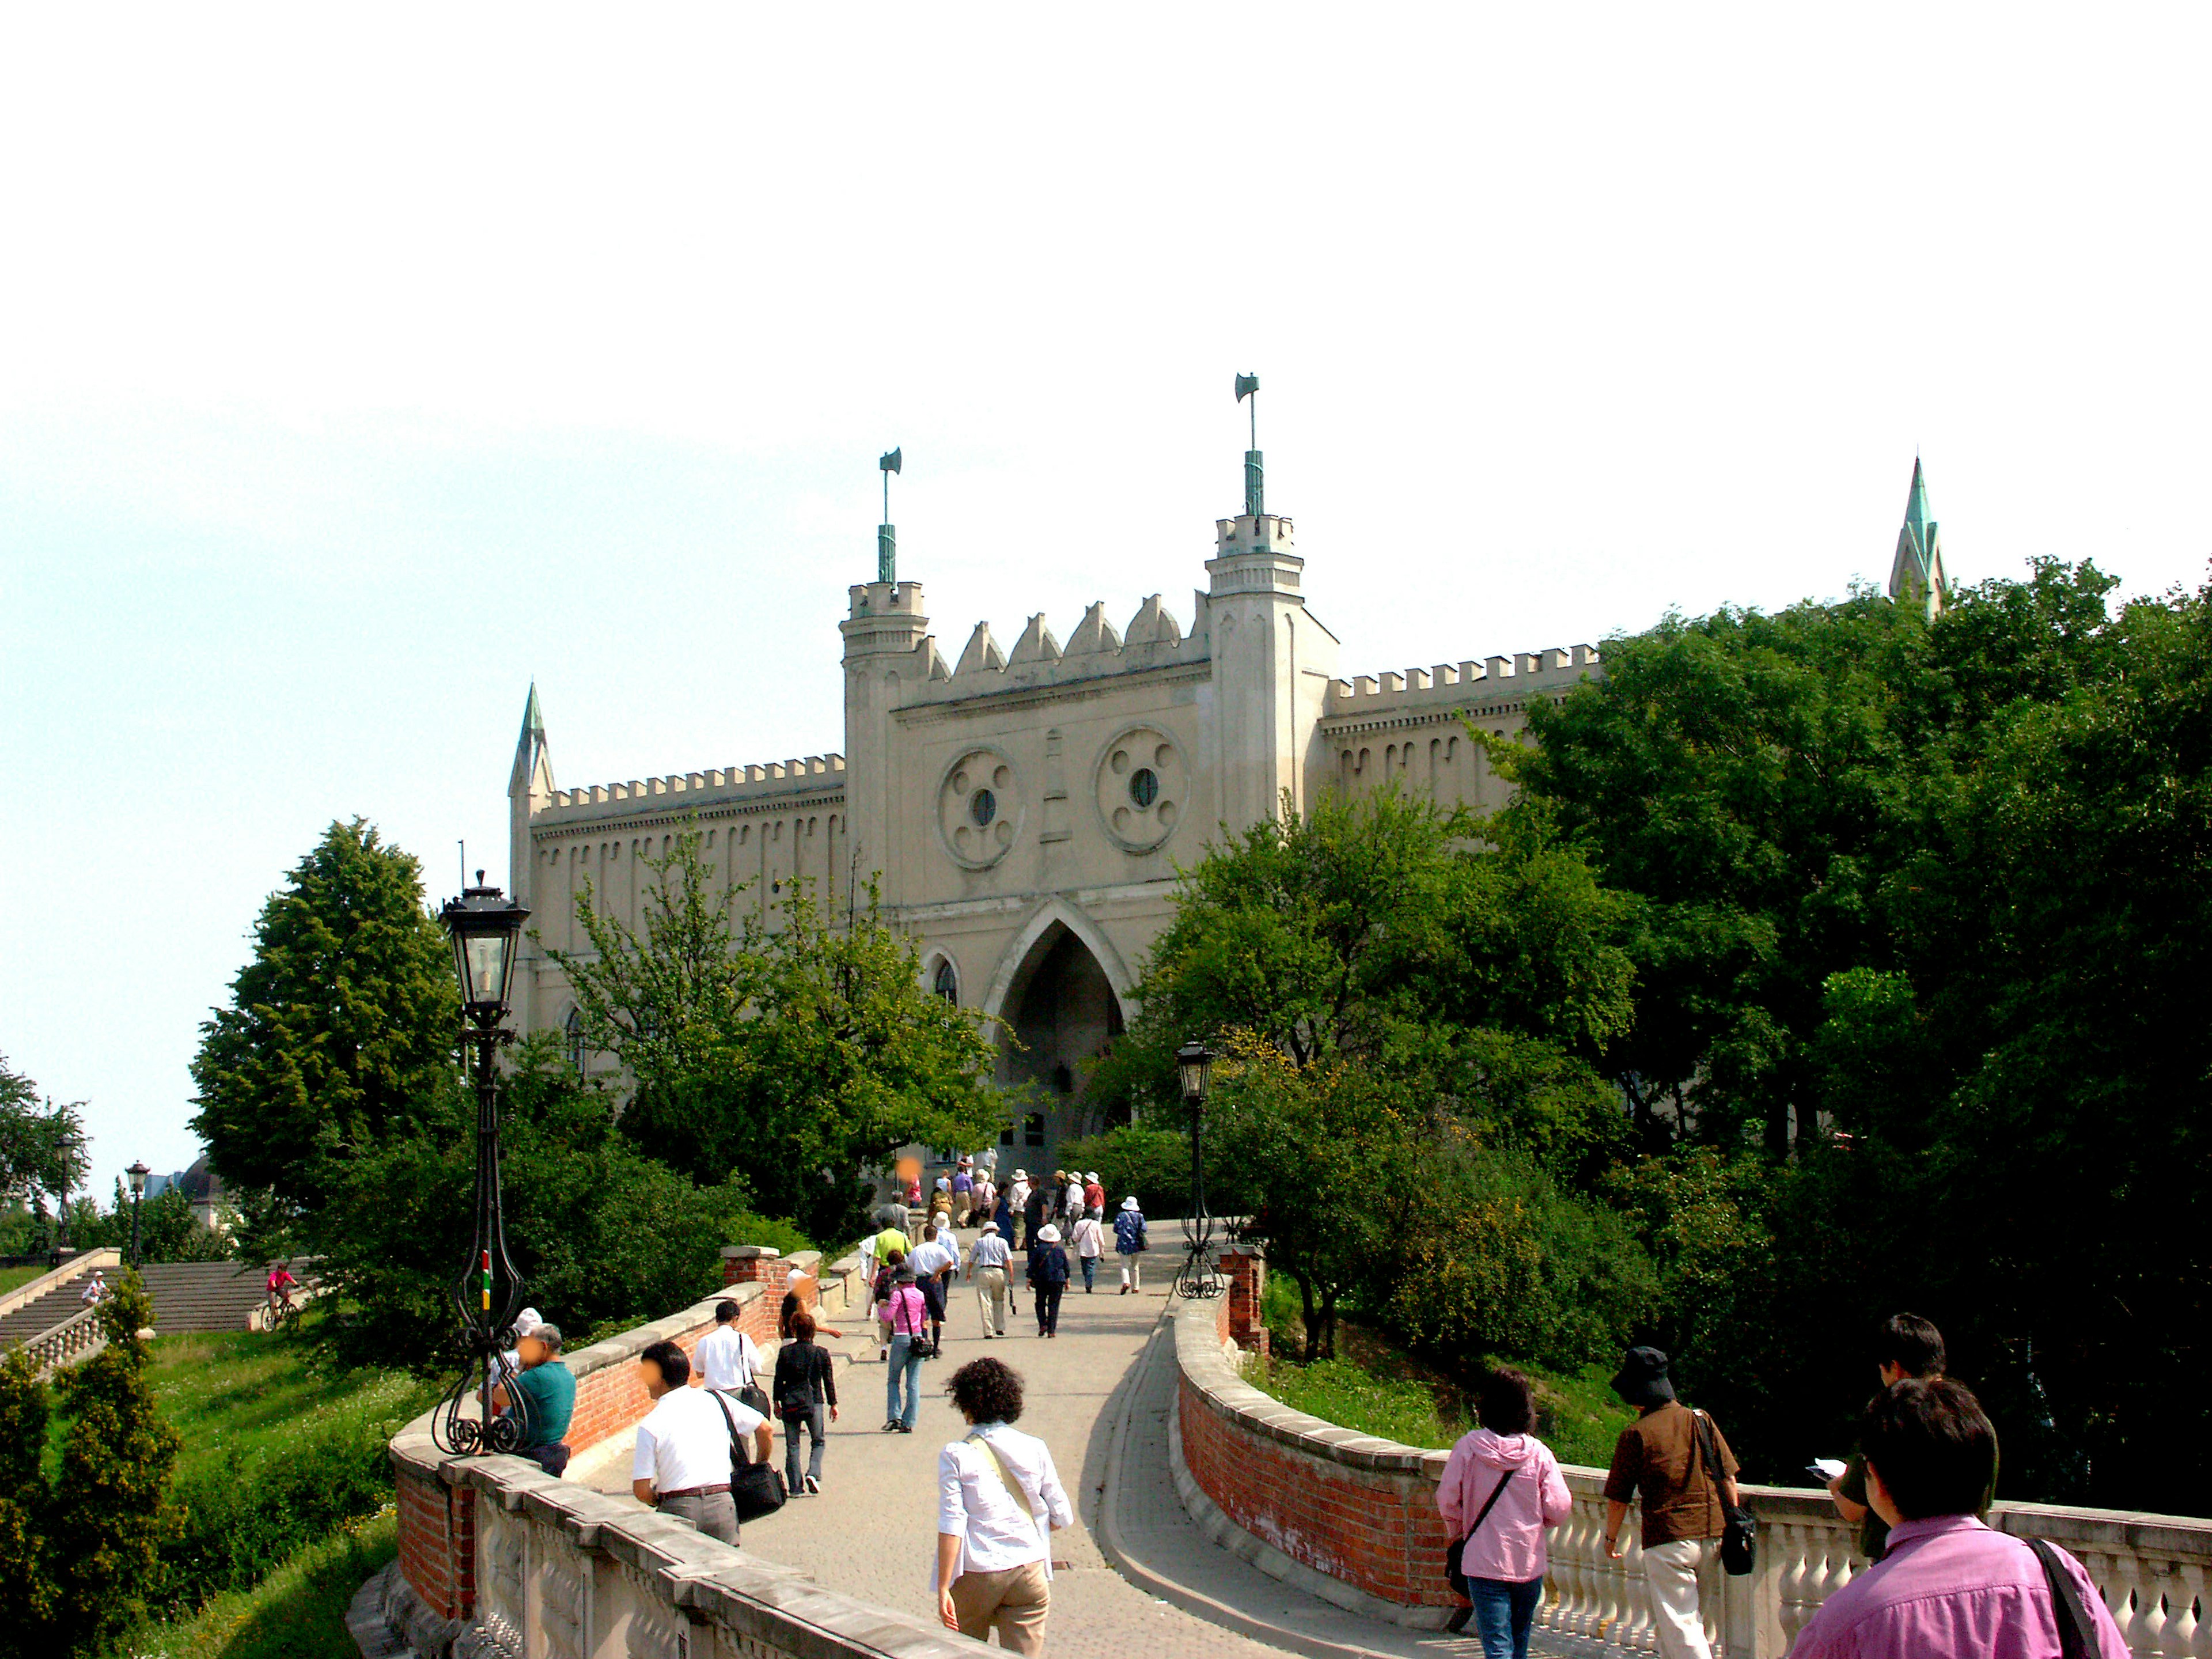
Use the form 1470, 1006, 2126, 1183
502, 471, 1606, 1172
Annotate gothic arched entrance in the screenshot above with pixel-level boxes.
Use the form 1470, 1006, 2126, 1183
990, 918, 1126, 1172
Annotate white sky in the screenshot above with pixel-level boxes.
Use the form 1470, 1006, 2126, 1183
3, 7, 2207, 1191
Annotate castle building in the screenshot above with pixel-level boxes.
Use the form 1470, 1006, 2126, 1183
503, 429, 1938, 1169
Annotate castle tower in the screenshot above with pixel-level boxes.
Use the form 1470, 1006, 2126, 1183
841, 579, 934, 900
506, 683, 554, 1029
1889, 457, 1950, 620
1207, 378, 1337, 831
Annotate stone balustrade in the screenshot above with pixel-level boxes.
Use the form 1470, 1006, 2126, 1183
1178, 1266, 2212, 1658
20, 1304, 105, 1377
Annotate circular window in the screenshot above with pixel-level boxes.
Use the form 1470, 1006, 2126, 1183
1128, 768, 1158, 808
971, 787, 997, 827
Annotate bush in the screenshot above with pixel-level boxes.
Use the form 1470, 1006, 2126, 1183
1059, 1124, 1208, 1218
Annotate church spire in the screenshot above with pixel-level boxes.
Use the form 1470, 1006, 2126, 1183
509, 681, 552, 798
1888, 457, 1949, 621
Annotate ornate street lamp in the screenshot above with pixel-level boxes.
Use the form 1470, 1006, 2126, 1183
1174, 1039, 1222, 1299
126, 1161, 150, 1268
431, 872, 531, 1456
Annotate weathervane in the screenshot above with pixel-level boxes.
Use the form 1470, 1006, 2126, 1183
1235, 373, 1262, 518
878, 446, 902, 584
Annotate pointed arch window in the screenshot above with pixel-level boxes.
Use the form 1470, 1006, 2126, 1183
565, 1008, 586, 1072
932, 959, 959, 1005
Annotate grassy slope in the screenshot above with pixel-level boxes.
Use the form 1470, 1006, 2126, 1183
0, 1262, 51, 1295
122, 1509, 398, 1659
1253, 1274, 1634, 1468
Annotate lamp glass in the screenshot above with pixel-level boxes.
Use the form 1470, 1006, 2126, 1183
463, 930, 515, 1012
1175, 1040, 1213, 1103
127, 1161, 150, 1196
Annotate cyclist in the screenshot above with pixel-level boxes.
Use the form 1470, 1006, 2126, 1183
265, 1262, 299, 1321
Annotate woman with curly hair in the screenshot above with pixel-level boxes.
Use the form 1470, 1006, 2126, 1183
934, 1357, 1073, 1654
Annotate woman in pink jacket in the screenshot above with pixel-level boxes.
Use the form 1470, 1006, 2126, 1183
1437, 1368, 1574, 1658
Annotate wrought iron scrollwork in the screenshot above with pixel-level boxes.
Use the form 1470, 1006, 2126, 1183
431, 1020, 531, 1456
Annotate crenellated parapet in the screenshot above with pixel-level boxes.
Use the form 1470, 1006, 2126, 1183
898, 589, 1212, 709
1322, 645, 1601, 728
536, 754, 846, 824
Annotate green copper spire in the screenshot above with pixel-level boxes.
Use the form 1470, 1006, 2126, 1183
878, 446, 901, 584
520, 681, 545, 746
1889, 457, 1949, 620
1236, 372, 1263, 517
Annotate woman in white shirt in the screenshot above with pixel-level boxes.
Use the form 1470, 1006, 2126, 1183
1068, 1211, 1106, 1293
935, 1357, 1073, 1656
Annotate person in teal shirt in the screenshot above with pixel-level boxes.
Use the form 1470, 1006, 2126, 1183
494, 1322, 576, 1476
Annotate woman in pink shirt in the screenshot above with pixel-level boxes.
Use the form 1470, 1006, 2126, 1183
1437, 1368, 1574, 1658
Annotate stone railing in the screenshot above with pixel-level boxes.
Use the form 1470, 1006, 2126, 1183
385, 1245, 965, 1659
16, 1303, 106, 1378
1176, 1260, 2212, 1658
0, 1247, 119, 1321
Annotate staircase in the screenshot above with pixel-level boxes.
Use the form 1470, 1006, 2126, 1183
137, 1259, 319, 1333
0, 1266, 106, 1349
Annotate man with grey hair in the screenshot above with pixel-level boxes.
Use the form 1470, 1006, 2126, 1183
491, 1320, 575, 1477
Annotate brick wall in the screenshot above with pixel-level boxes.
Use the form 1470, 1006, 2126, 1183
1177, 1294, 1459, 1621
393, 1468, 475, 1620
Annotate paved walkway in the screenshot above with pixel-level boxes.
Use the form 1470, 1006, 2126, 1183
578, 1233, 1577, 1658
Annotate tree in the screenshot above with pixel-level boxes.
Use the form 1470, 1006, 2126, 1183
0, 1349, 56, 1654
190, 820, 460, 1214
550, 833, 1002, 1243
310, 1035, 806, 1370
1208, 1035, 1408, 1361
1099, 787, 1633, 1172
51, 1274, 181, 1649
0, 1058, 89, 1250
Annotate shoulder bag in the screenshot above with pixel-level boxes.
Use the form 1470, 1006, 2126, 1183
2027, 1537, 2098, 1659
1445, 1465, 1518, 1589
733, 1335, 772, 1418
1691, 1410, 1756, 1575
710, 1389, 788, 1524
893, 1286, 937, 1360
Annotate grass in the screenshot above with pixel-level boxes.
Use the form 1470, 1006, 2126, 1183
137, 1328, 436, 1487
1, 1261, 55, 1295
111, 1506, 397, 1659
1252, 1273, 1634, 1467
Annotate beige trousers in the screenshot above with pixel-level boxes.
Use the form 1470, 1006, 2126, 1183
949, 1560, 1050, 1654
1641, 1536, 1719, 1659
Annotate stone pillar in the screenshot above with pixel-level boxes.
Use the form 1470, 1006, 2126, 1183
721, 1245, 790, 1297
1218, 1242, 1268, 1358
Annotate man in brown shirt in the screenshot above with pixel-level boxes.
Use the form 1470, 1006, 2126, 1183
1601, 1347, 1741, 1659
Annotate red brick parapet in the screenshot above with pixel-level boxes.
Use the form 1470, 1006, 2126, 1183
1216, 1243, 1268, 1358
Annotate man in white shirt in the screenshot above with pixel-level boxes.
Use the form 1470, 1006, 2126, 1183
907, 1221, 959, 1350
1007, 1169, 1030, 1215
631, 1340, 771, 1544
692, 1300, 762, 1397
936, 1356, 1074, 1656
966, 1222, 1014, 1336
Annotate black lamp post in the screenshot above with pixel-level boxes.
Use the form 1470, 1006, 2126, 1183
126, 1161, 150, 1268
1174, 1039, 1222, 1299
431, 871, 531, 1456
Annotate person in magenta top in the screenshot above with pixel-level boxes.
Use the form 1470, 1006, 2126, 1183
1789, 1377, 2126, 1658
1437, 1368, 1573, 1658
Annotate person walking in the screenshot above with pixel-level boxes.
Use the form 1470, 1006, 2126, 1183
491, 1321, 576, 1478
968, 1221, 1014, 1337
694, 1298, 764, 1405
1828, 1313, 1989, 1563
1601, 1347, 1740, 1659
1061, 1171, 1084, 1224
1027, 1224, 1070, 1338
631, 1340, 771, 1546
1113, 1196, 1147, 1294
1790, 1378, 2126, 1658
772, 1310, 838, 1494
884, 1266, 931, 1433
1069, 1209, 1105, 1292
1438, 1368, 1573, 1657
908, 1219, 960, 1351
934, 1357, 1074, 1656
1082, 1171, 1105, 1217
952, 1161, 975, 1226
872, 1247, 908, 1360
1022, 1179, 1050, 1255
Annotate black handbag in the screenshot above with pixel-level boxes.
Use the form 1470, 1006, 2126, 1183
1692, 1410, 1756, 1575
710, 1391, 787, 1524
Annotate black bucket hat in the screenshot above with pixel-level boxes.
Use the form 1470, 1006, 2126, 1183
1611, 1346, 1677, 1410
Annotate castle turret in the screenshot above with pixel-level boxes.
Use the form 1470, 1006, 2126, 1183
1207, 380, 1338, 830
1889, 458, 1950, 620
842, 579, 935, 902
507, 683, 554, 1029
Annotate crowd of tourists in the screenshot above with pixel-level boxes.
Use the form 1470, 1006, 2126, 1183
1438, 1315, 2128, 1659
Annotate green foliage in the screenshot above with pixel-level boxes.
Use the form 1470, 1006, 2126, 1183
117, 1506, 399, 1659
0, 1348, 56, 1645
1257, 1353, 1468, 1449
190, 820, 460, 1214
47, 1184, 236, 1265
1057, 1124, 1196, 1217
1101, 787, 1632, 1171
550, 832, 1003, 1243
1385, 1131, 1653, 1376
0, 1059, 88, 1252
308, 1033, 803, 1369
